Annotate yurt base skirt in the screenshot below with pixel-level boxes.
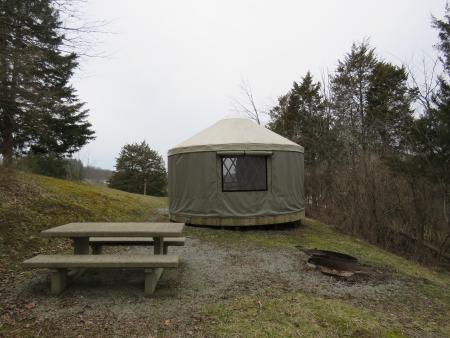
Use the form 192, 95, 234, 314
169, 210, 305, 227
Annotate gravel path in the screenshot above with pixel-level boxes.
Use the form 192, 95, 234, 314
1, 234, 404, 336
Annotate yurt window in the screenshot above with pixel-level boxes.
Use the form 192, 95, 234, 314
221, 156, 267, 192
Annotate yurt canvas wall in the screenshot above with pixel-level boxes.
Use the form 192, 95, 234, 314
168, 118, 304, 226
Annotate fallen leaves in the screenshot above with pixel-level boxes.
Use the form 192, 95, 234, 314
24, 303, 36, 310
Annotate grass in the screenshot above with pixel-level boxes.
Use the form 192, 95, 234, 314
0, 170, 166, 269
203, 290, 405, 338
187, 220, 450, 337
1, 171, 449, 337
201, 286, 450, 337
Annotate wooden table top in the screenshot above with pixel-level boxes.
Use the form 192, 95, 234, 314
40, 222, 185, 238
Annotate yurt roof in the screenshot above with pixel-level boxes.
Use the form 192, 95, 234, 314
168, 118, 304, 156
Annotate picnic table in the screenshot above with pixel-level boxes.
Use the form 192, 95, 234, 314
40, 222, 185, 255
23, 222, 185, 295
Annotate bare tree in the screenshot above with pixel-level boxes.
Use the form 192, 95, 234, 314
407, 57, 440, 114
53, 0, 111, 58
320, 68, 333, 117
231, 78, 263, 124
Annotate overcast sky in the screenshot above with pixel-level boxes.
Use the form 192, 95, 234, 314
73, 0, 447, 170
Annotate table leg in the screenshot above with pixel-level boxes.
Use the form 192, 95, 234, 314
72, 237, 89, 254
50, 269, 68, 295
70, 237, 89, 280
154, 237, 163, 255
144, 268, 164, 295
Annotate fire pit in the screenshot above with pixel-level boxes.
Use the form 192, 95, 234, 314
300, 248, 371, 277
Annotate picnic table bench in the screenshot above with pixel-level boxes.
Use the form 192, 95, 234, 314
22, 222, 185, 295
24, 254, 179, 295
89, 237, 186, 254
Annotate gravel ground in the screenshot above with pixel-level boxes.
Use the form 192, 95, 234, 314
1, 234, 404, 337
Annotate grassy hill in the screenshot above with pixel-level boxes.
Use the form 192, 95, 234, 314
1, 171, 449, 337
0, 170, 166, 269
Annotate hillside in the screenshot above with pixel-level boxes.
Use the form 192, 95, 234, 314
188, 220, 450, 337
1, 171, 449, 337
0, 170, 167, 269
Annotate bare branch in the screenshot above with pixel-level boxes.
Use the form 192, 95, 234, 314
320, 68, 333, 117
51, 0, 113, 60
406, 56, 440, 114
230, 78, 264, 124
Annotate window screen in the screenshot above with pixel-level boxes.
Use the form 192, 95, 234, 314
221, 156, 267, 192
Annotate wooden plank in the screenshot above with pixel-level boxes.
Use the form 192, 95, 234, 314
23, 254, 179, 269
40, 222, 184, 238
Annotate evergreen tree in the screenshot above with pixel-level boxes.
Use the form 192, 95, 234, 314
108, 141, 167, 196
268, 72, 339, 208
405, 8, 450, 181
269, 72, 335, 167
0, 0, 94, 166
426, 5, 450, 180
366, 62, 415, 155
331, 41, 415, 163
331, 41, 377, 164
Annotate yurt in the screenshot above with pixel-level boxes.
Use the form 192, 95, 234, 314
168, 118, 304, 226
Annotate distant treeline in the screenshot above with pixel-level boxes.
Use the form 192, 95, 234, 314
268, 10, 450, 261
83, 165, 113, 184
14, 154, 112, 184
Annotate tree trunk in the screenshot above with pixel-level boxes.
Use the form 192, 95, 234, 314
1, 125, 13, 167
0, 16, 16, 167
0, 15, 11, 166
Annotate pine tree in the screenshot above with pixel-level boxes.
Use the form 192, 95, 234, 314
331, 41, 415, 164
269, 72, 334, 166
108, 142, 167, 196
407, 8, 450, 182
331, 41, 377, 164
268, 72, 339, 209
427, 5, 450, 180
0, 0, 94, 166
366, 62, 415, 155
